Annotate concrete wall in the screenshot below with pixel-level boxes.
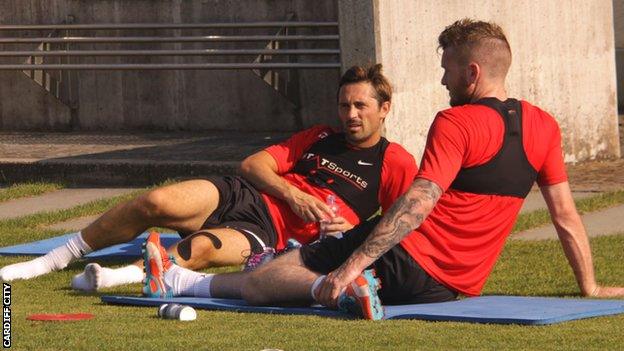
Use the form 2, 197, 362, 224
340, 0, 620, 163
615, 0, 623, 112
0, 0, 340, 132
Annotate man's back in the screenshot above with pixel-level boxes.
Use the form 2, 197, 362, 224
402, 99, 567, 296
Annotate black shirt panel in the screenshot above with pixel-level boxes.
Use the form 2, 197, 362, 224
292, 133, 389, 219
449, 98, 538, 198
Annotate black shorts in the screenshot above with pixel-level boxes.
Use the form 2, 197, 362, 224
300, 216, 458, 305
189, 175, 278, 254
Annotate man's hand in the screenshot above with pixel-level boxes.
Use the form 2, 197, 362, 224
315, 265, 363, 308
286, 188, 334, 223
589, 286, 624, 298
240, 151, 334, 223
319, 216, 354, 237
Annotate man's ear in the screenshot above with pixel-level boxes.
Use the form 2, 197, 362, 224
380, 101, 391, 121
467, 62, 480, 85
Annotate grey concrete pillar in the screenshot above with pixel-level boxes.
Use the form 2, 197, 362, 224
614, 0, 623, 112
337, 0, 379, 72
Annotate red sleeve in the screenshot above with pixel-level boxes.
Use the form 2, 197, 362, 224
264, 125, 334, 174
378, 143, 418, 212
417, 111, 467, 191
536, 120, 568, 186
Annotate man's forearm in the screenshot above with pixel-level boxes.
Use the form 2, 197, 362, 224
241, 151, 332, 223
346, 179, 442, 269
554, 214, 598, 295
240, 152, 295, 201
244, 165, 294, 200
541, 182, 599, 296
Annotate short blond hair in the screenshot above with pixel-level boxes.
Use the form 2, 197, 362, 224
438, 18, 512, 79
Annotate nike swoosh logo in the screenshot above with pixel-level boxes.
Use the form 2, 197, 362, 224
357, 160, 373, 166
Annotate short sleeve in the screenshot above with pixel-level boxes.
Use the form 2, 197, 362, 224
379, 143, 418, 211
264, 125, 334, 174
417, 112, 468, 191
536, 122, 568, 186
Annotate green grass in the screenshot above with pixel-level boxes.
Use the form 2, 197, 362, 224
513, 189, 624, 233
3, 235, 623, 350
0, 182, 64, 203
1, 184, 623, 350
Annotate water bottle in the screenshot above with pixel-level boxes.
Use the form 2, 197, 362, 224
157, 303, 197, 321
319, 195, 339, 239
326, 194, 338, 215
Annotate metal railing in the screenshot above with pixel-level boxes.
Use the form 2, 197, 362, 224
0, 35, 339, 44
0, 49, 340, 57
0, 22, 339, 30
0, 21, 341, 70
0, 19, 340, 126
0, 63, 340, 70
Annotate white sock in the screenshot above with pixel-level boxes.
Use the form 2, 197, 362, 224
310, 275, 326, 301
164, 265, 215, 297
0, 232, 92, 281
71, 264, 144, 291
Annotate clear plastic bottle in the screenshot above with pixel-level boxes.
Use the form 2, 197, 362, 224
319, 194, 339, 239
326, 194, 338, 215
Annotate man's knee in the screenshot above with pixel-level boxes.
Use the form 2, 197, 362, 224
134, 180, 218, 223
132, 187, 174, 220
240, 250, 307, 305
175, 231, 223, 269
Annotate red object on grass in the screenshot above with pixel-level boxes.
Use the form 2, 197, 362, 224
27, 313, 94, 321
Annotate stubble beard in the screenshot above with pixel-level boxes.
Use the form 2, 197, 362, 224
449, 88, 472, 107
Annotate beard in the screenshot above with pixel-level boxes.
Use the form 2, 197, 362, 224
344, 129, 367, 143
449, 93, 471, 107
448, 86, 473, 106
448, 74, 474, 106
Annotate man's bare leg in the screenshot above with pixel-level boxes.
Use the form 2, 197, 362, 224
156, 243, 383, 320
1, 180, 220, 282
156, 249, 320, 306
82, 179, 221, 250
73, 228, 255, 291
240, 250, 320, 305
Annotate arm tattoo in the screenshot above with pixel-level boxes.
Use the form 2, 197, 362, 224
356, 178, 442, 260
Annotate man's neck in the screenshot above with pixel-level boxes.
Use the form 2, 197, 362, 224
347, 136, 381, 149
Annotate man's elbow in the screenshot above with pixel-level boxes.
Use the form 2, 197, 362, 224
239, 157, 254, 176
550, 205, 580, 226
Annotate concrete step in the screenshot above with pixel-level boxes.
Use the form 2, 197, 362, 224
0, 131, 288, 186
0, 188, 136, 220
512, 204, 624, 240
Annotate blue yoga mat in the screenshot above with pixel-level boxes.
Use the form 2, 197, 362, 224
0, 232, 180, 259
101, 295, 624, 324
